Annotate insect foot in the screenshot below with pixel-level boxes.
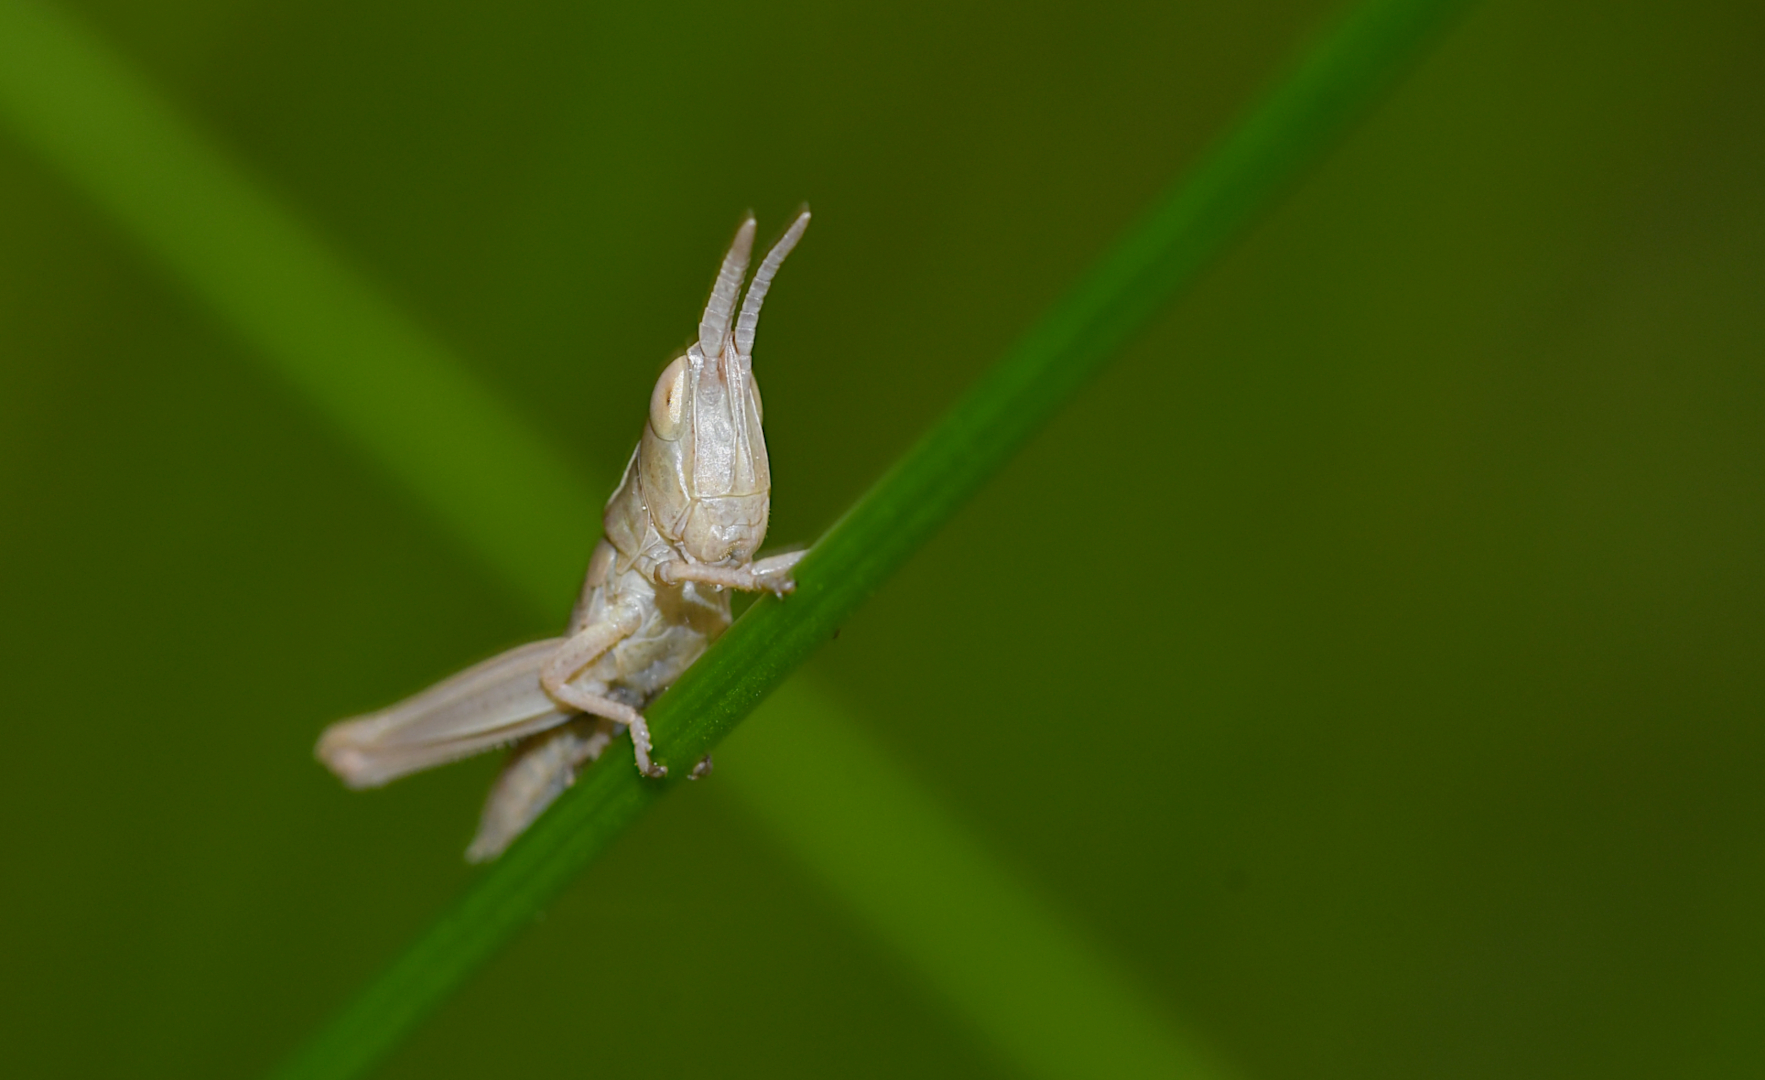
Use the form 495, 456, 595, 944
689, 755, 715, 780
314, 210, 812, 859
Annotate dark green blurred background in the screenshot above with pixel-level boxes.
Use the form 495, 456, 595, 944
3, 1, 1763, 1076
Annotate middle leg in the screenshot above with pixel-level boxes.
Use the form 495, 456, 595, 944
543, 682, 667, 779
539, 605, 665, 776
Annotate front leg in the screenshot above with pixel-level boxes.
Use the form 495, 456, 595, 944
656, 550, 805, 595
539, 606, 669, 778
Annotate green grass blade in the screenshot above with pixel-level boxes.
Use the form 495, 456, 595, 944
0, 0, 1471, 1076
281, 0, 1470, 1065
0, 2, 1237, 1075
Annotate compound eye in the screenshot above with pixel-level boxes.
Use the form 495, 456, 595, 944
649, 355, 689, 440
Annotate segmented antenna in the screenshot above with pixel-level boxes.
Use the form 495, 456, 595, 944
698, 216, 757, 359
734, 209, 811, 358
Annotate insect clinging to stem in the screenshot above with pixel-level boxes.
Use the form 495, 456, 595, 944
316, 210, 811, 861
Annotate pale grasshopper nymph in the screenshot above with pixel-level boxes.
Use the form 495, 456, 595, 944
318, 212, 810, 861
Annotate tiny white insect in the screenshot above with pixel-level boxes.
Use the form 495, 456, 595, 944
317, 211, 810, 861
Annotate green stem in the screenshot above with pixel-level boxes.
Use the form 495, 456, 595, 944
275, 2, 1468, 1074
0, 0, 1472, 1075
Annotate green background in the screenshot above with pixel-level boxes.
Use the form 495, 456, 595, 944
2, 1, 1763, 1077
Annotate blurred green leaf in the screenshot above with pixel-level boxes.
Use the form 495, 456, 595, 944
0, 0, 1470, 1077
273, 0, 1470, 1071
723, 680, 1228, 1080
0, 0, 595, 617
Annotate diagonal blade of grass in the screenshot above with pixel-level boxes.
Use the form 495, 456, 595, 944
0, 2, 1243, 1077
0, 1, 1220, 1074
0, 0, 1472, 1076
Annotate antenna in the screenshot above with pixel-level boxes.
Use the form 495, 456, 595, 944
697, 215, 757, 359
734, 209, 811, 358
